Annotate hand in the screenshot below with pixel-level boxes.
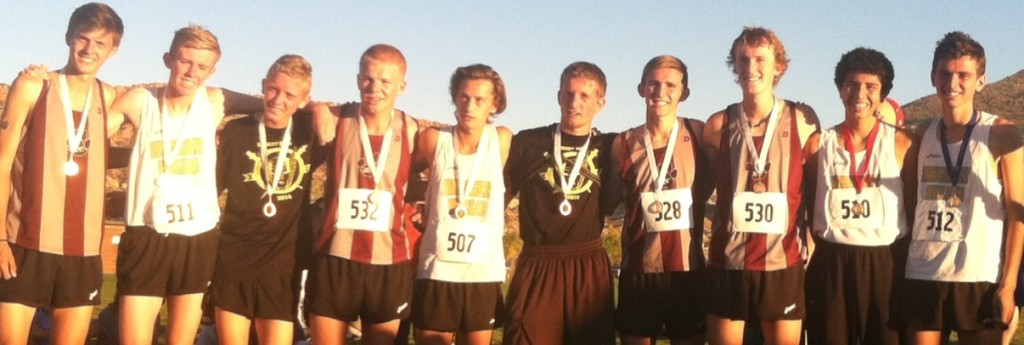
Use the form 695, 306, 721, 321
0, 242, 17, 280
996, 286, 1016, 325
311, 103, 338, 145
19, 64, 49, 80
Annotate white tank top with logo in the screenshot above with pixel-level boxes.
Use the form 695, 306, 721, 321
418, 126, 506, 283
813, 122, 906, 246
907, 112, 1004, 283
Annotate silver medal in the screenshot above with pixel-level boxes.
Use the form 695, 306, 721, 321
63, 161, 79, 176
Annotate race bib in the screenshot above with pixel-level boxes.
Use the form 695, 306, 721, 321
149, 177, 212, 236
335, 188, 393, 232
640, 188, 693, 232
436, 220, 488, 264
731, 192, 788, 234
827, 188, 884, 231
913, 199, 964, 242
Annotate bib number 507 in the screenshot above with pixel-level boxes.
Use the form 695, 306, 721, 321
744, 203, 774, 223
446, 232, 477, 253
349, 195, 379, 221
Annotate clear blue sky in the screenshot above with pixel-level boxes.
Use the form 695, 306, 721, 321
2, 1, 1022, 132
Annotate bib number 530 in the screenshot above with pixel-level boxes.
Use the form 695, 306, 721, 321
744, 202, 774, 223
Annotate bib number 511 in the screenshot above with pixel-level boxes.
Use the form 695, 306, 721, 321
165, 203, 195, 223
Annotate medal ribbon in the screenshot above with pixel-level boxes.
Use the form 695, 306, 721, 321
553, 126, 592, 201
58, 72, 93, 161
938, 110, 979, 187
452, 127, 488, 209
737, 98, 782, 179
258, 114, 293, 202
842, 119, 881, 193
357, 109, 395, 188
642, 118, 679, 193
158, 88, 200, 174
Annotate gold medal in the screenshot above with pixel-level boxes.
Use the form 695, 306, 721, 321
947, 193, 961, 207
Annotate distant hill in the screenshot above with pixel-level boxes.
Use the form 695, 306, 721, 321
903, 69, 1024, 125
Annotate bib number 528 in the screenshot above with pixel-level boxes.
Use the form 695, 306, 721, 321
744, 202, 774, 223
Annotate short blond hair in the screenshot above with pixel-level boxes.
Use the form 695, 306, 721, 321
267, 54, 313, 94
169, 24, 220, 59
360, 44, 407, 75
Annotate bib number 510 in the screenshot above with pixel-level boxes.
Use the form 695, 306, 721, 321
744, 203, 774, 223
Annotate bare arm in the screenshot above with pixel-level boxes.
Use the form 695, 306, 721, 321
497, 126, 513, 167
412, 127, 439, 175
992, 119, 1024, 324
0, 74, 46, 279
701, 111, 727, 176
311, 103, 340, 145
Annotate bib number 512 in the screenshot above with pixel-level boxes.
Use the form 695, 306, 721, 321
926, 210, 955, 232
744, 203, 774, 223
165, 203, 195, 223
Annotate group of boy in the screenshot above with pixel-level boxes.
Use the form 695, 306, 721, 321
2, 3, 1023, 345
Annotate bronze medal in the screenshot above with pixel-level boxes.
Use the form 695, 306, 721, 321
852, 201, 865, 217
452, 205, 468, 219
648, 200, 663, 214
752, 181, 767, 193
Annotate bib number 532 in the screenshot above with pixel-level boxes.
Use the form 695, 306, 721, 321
349, 194, 379, 221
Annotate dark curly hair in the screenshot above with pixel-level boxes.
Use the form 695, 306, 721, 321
833, 47, 895, 98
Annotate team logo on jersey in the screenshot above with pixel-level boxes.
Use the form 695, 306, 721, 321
245, 144, 311, 197
540, 146, 601, 199
149, 138, 204, 175
73, 130, 91, 156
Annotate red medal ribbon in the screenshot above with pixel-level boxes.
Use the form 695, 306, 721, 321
842, 120, 881, 194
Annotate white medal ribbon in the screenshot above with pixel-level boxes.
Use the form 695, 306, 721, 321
156, 89, 199, 186
357, 109, 394, 188
737, 98, 782, 179
258, 115, 293, 218
642, 118, 679, 193
58, 71, 93, 176
553, 126, 592, 216
451, 127, 488, 219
